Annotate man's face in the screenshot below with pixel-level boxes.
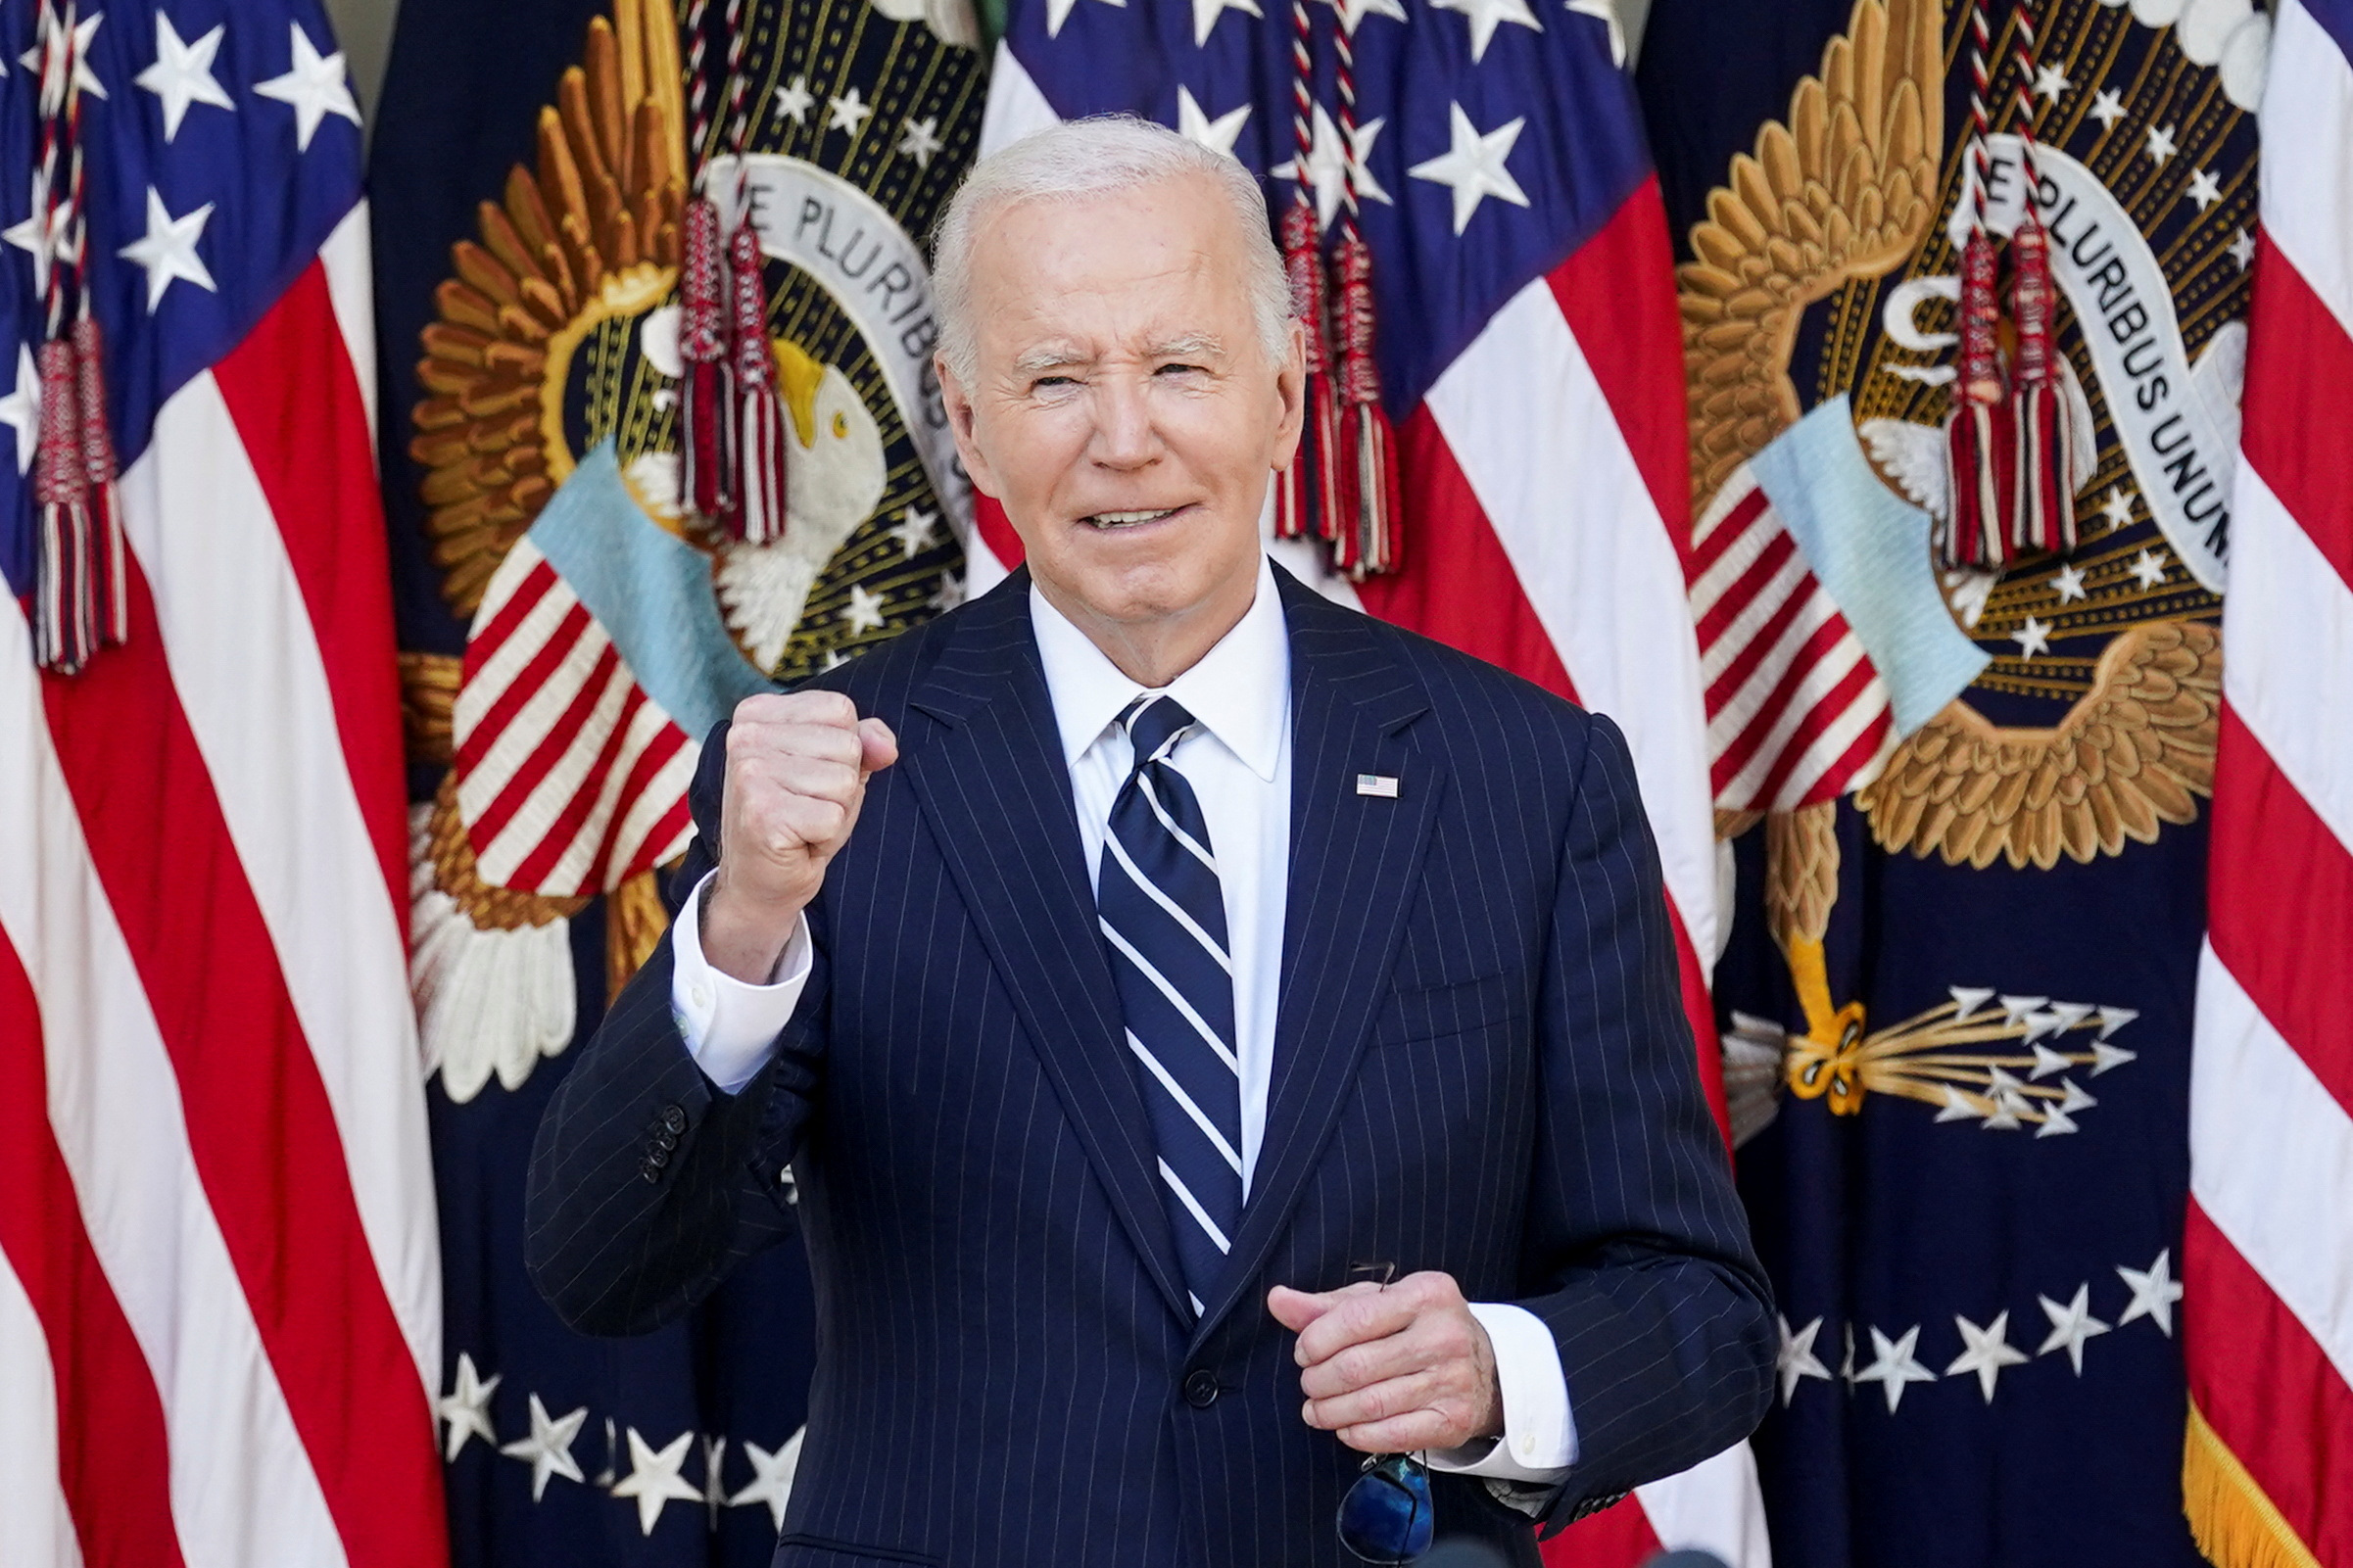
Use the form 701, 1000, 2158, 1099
938, 173, 1305, 635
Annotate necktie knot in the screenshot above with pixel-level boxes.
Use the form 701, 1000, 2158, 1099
1119, 694, 1197, 768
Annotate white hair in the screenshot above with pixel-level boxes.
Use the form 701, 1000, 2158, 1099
931, 115, 1292, 389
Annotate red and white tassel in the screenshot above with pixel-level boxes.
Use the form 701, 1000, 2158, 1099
679, 196, 730, 527
33, 338, 95, 671
2006, 214, 2074, 557
1277, 200, 1344, 547
71, 315, 122, 644
1943, 230, 2014, 571
1332, 233, 1399, 578
727, 220, 788, 543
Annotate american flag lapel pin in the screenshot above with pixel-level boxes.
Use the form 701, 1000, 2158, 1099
1356, 774, 1400, 799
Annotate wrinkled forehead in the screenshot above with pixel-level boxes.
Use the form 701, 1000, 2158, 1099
965, 176, 1262, 359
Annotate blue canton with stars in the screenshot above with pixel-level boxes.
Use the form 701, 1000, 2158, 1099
0, 0, 362, 600
1005, 0, 1650, 416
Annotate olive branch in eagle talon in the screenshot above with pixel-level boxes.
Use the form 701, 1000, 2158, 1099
1782, 985, 2138, 1132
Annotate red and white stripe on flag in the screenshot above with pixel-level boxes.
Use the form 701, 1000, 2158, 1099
2184, 3, 2353, 1564
0, 210, 449, 1568
975, 51, 1768, 1568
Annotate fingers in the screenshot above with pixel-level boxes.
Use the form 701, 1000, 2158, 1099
857, 716, 899, 774
1266, 1283, 1354, 1333
1291, 1276, 1435, 1368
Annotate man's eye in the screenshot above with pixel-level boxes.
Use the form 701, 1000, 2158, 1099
1031, 375, 1075, 392
1157, 362, 1205, 376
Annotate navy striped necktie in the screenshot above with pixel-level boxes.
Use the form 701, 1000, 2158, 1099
1096, 694, 1242, 1315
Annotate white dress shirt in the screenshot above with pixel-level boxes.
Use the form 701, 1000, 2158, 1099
669, 554, 1574, 1482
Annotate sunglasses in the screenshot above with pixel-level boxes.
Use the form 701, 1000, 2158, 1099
1332, 1262, 1435, 1564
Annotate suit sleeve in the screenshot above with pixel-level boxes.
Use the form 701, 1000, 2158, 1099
523, 720, 827, 1337
1513, 711, 1777, 1530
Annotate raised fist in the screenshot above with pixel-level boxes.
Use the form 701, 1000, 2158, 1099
702, 690, 897, 982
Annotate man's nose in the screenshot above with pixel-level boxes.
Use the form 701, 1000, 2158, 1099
1088, 376, 1161, 468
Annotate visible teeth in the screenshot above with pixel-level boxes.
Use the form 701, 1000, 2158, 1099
1087, 508, 1175, 527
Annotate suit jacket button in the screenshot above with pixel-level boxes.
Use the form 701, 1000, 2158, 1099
661, 1105, 688, 1135
1182, 1370, 1219, 1408
646, 1146, 670, 1170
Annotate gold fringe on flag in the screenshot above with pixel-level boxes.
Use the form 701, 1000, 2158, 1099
2183, 1402, 2322, 1568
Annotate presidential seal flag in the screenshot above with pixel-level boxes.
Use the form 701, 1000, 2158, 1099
1638, 0, 2255, 1561
370, 0, 983, 1559
975, 4, 1770, 1565
2184, 2, 2353, 1562
0, 1, 447, 1566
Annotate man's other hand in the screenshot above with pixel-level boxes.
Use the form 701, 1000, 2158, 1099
1268, 1274, 1503, 1454
704, 691, 897, 983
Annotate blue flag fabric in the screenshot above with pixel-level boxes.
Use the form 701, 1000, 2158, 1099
1635, 0, 2256, 1562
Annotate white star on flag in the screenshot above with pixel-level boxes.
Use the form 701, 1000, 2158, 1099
930, 569, 967, 612
1852, 1324, 1939, 1413
730, 1429, 805, 1528
1190, 0, 1262, 46
23, 11, 106, 102
1274, 102, 1389, 229
2, 168, 67, 298
254, 24, 360, 152
775, 73, 813, 124
897, 115, 943, 168
137, 15, 235, 141
1777, 1314, 1831, 1404
120, 186, 218, 310
1045, 0, 1124, 39
2186, 166, 2223, 211
2100, 486, 2136, 532
2089, 88, 2126, 128
2051, 562, 2088, 602
610, 1427, 704, 1535
2033, 64, 2072, 101
2230, 228, 2256, 270
2037, 1284, 2111, 1374
1429, 0, 1543, 62
0, 345, 36, 475
1945, 1311, 2030, 1402
1409, 103, 1529, 235
2130, 546, 2171, 589
842, 582, 888, 634
2117, 1250, 2185, 1336
2012, 615, 2052, 659
497, 1394, 587, 1502
436, 1353, 501, 1460
1176, 86, 1252, 163
2144, 122, 2179, 166
888, 504, 939, 558
828, 88, 874, 138
1564, 0, 1626, 66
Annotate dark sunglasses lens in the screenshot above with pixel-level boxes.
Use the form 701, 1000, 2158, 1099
1336, 1455, 1434, 1564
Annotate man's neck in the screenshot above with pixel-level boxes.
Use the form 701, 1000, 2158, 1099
1035, 570, 1260, 689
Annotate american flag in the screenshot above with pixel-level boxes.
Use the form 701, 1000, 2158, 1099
972, 3, 1764, 1562
2185, 1, 2353, 1562
0, 3, 445, 1566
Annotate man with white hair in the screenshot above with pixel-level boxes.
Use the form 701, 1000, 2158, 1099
527, 116, 1773, 1567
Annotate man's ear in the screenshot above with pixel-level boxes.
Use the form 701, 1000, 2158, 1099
1270, 317, 1307, 474
936, 351, 1002, 499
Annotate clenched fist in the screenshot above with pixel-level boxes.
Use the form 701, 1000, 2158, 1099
1268, 1273, 1504, 1454
702, 690, 897, 982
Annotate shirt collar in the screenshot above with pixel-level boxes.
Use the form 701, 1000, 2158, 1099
1029, 553, 1288, 784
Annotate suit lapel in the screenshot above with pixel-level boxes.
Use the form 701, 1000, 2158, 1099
899, 571, 1192, 1324
1195, 571, 1445, 1344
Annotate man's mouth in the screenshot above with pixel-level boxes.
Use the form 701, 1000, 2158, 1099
1080, 506, 1184, 530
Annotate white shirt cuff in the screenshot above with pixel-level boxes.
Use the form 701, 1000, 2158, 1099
669, 870, 814, 1095
1424, 1303, 1576, 1484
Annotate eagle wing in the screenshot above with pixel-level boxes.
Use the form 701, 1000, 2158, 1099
1856, 619, 2222, 870
1678, 0, 1945, 513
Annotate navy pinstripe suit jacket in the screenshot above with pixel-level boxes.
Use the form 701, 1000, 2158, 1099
526, 565, 1774, 1568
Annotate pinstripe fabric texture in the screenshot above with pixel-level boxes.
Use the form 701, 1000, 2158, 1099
525, 565, 1775, 1568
